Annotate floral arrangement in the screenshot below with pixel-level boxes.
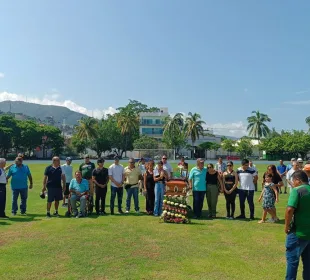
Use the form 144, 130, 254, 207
160, 195, 190, 224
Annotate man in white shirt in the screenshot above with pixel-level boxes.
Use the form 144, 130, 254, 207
61, 157, 73, 207
286, 161, 299, 192
108, 157, 125, 215
236, 159, 258, 220
155, 155, 173, 179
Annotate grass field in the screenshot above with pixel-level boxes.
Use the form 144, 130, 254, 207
0, 162, 298, 280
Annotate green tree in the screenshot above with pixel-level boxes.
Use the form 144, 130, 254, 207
221, 138, 236, 156
133, 135, 159, 150
247, 110, 271, 142
117, 99, 159, 114
236, 138, 253, 159
283, 130, 310, 159
71, 134, 88, 154
184, 112, 205, 149
0, 115, 19, 156
89, 119, 112, 157
75, 117, 98, 142
19, 120, 42, 156
40, 125, 64, 157
306, 116, 310, 131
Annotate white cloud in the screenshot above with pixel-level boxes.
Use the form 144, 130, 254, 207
204, 121, 247, 137
295, 89, 309, 95
0, 73, 4, 79
0, 91, 117, 118
283, 100, 310, 105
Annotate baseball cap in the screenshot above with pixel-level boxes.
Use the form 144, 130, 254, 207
66, 157, 72, 161
197, 158, 204, 163
297, 158, 303, 162
291, 158, 296, 161
303, 164, 310, 171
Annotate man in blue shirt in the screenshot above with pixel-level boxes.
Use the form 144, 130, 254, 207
7, 157, 33, 215
189, 158, 207, 219
277, 159, 287, 194
70, 170, 89, 218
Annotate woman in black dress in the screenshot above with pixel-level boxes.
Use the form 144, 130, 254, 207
144, 160, 155, 215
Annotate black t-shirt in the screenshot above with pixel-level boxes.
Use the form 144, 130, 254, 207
92, 167, 109, 185
44, 165, 62, 188
206, 171, 218, 185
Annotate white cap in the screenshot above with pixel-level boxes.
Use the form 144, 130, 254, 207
297, 158, 303, 162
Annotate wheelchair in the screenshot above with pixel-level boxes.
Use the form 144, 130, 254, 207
65, 194, 94, 217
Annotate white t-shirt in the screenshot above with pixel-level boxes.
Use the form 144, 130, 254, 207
108, 164, 124, 187
61, 164, 73, 183
286, 168, 297, 188
0, 168, 6, 184
154, 162, 173, 179
237, 167, 257, 191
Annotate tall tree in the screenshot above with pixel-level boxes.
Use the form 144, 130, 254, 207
247, 110, 271, 142
306, 116, 310, 130
75, 117, 98, 142
221, 138, 236, 156
184, 112, 205, 156
236, 138, 253, 159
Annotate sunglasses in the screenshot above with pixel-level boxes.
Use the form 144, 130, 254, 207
207, 166, 212, 169
227, 164, 232, 167
129, 161, 135, 164
162, 158, 167, 160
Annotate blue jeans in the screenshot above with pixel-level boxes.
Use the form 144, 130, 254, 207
238, 189, 255, 217
154, 182, 165, 216
193, 191, 206, 217
286, 232, 310, 280
126, 187, 139, 211
110, 186, 123, 212
12, 188, 28, 214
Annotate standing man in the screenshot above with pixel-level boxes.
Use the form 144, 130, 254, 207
236, 159, 258, 220
215, 157, 227, 176
92, 158, 109, 215
69, 171, 89, 218
123, 158, 143, 214
109, 156, 124, 215
188, 158, 207, 219
7, 157, 33, 216
249, 161, 258, 191
156, 155, 173, 179
42, 157, 66, 218
285, 170, 310, 280
286, 158, 296, 173
79, 155, 96, 195
61, 157, 73, 207
0, 158, 9, 218
297, 158, 304, 170
277, 160, 287, 194
286, 161, 299, 192
138, 158, 146, 195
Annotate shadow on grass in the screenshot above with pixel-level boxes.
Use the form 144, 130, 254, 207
0, 213, 44, 225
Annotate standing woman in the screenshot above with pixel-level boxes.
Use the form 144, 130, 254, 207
263, 165, 283, 221
144, 160, 155, 215
222, 161, 238, 219
153, 161, 167, 216
206, 163, 224, 218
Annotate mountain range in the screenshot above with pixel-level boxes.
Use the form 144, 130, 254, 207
0, 101, 87, 126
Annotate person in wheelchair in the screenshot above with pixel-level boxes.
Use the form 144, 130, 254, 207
69, 171, 89, 218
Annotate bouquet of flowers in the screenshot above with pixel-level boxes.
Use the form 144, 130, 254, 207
160, 195, 190, 224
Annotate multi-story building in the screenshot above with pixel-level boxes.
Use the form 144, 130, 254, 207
139, 107, 169, 139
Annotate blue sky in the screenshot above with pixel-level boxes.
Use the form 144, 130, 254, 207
0, 0, 309, 136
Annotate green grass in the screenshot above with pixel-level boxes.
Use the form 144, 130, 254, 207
0, 163, 297, 280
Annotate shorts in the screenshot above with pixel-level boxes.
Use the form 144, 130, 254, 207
281, 176, 287, 188
64, 183, 70, 196
47, 188, 63, 203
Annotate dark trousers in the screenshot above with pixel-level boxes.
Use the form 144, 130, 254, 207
95, 187, 107, 213
193, 191, 206, 218
0, 183, 6, 216
110, 186, 123, 212
224, 184, 237, 217
12, 188, 28, 214
238, 189, 255, 217
146, 186, 155, 213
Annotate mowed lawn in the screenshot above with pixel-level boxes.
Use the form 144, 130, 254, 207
0, 162, 298, 280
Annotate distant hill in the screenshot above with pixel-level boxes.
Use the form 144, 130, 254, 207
0, 101, 87, 126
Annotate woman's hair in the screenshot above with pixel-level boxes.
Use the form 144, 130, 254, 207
266, 173, 273, 178
208, 163, 214, 168
157, 161, 163, 166
227, 161, 233, 166
267, 165, 277, 175
146, 161, 154, 169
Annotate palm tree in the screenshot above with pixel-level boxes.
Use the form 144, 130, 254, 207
163, 113, 184, 135
75, 117, 98, 142
247, 110, 271, 142
184, 112, 205, 155
306, 116, 310, 131
116, 110, 139, 156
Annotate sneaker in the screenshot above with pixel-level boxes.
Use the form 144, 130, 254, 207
118, 210, 124, 214
53, 211, 60, 217
12, 213, 17, 216
62, 204, 67, 208
20, 212, 27, 215
96, 212, 100, 216
46, 212, 51, 219
135, 210, 140, 214
110, 211, 114, 215
226, 216, 230, 219
77, 212, 84, 218
236, 215, 246, 219
0, 215, 9, 219
73, 212, 78, 217
125, 210, 130, 214
267, 218, 275, 223
249, 216, 255, 221
101, 211, 107, 215
229, 216, 234, 220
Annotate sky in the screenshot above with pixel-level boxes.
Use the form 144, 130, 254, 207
0, 0, 309, 137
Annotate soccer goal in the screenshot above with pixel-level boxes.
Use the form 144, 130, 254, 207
132, 149, 175, 160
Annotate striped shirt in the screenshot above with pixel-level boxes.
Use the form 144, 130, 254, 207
237, 167, 257, 191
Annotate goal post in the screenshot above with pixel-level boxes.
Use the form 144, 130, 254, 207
132, 149, 175, 160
